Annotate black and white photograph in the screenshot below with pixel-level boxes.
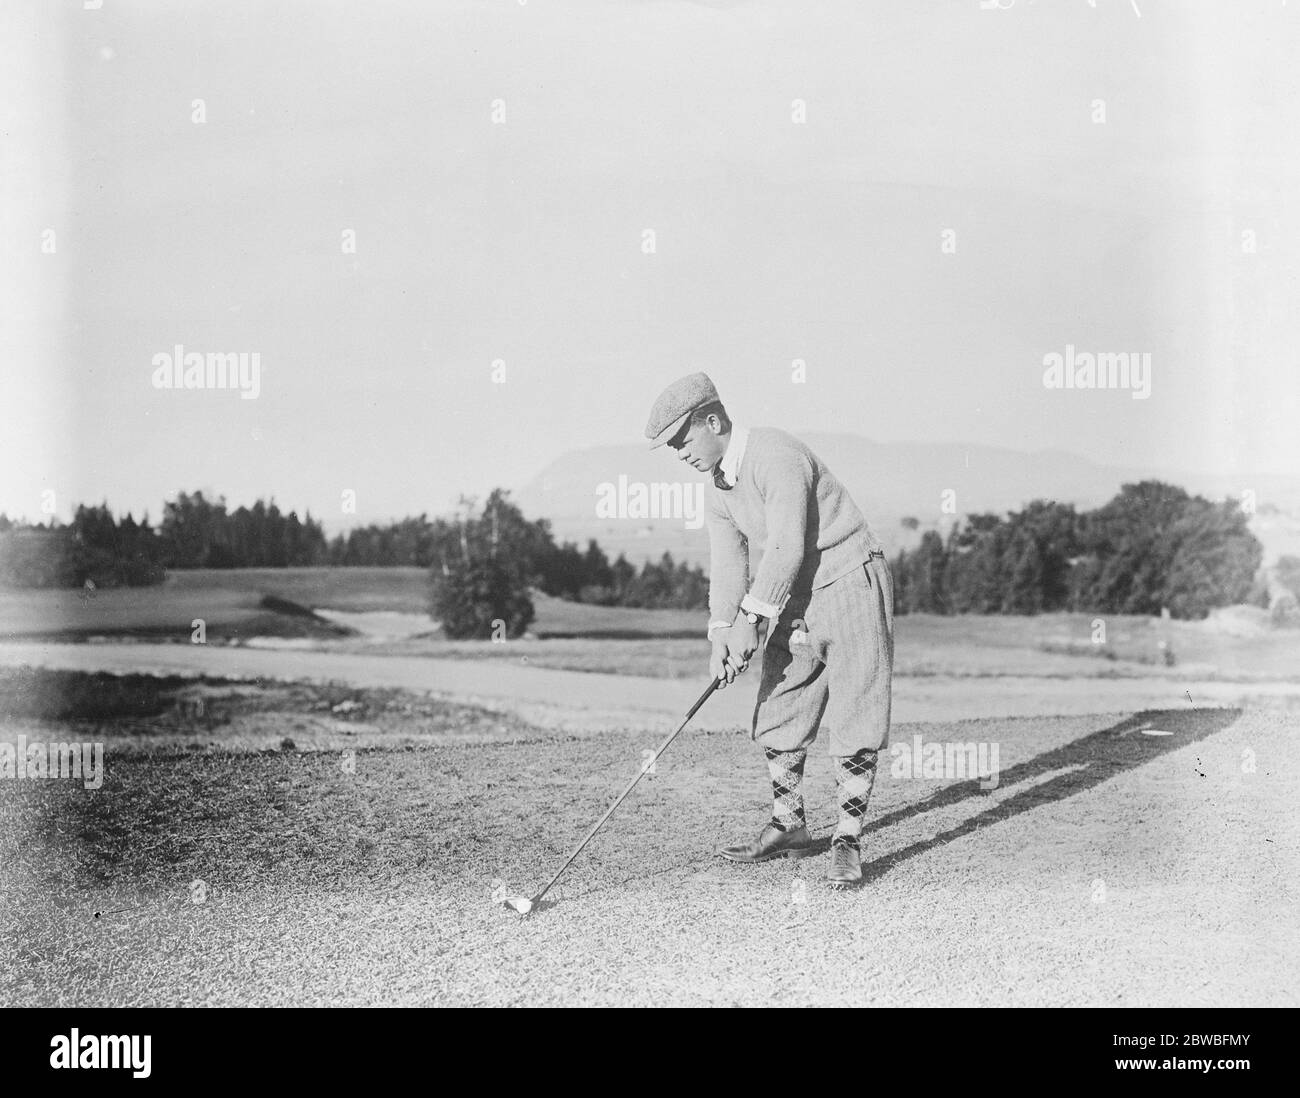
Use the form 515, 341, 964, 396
2, 0, 1297, 1050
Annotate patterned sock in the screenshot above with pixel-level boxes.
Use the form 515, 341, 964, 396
764, 747, 807, 832
832, 749, 879, 850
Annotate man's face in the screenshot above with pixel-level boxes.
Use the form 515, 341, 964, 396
667, 412, 728, 472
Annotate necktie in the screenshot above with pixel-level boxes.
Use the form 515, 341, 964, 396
712, 463, 732, 491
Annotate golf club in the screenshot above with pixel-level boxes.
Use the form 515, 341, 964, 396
502, 676, 722, 915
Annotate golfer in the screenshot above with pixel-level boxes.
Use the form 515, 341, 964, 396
646, 372, 894, 887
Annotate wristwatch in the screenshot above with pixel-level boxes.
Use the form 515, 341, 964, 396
744, 611, 761, 625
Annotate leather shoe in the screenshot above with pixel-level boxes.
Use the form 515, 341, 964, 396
825, 840, 862, 887
718, 821, 814, 863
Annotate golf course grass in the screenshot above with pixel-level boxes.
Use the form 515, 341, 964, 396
2, 669, 1296, 1006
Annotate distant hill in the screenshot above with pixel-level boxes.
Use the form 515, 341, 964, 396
515, 432, 1300, 568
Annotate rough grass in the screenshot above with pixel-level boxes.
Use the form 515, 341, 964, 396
0, 667, 535, 755
332, 613, 1300, 683
152, 567, 430, 613
2, 671, 1297, 1007
5, 569, 1299, 683
0, 668, 202, 721
0, 580, 358, 642
0, 570, 700, 641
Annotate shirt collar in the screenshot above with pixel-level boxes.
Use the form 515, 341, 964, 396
718, 424, 749, 487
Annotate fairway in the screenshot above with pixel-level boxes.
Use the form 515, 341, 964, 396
4, 567, 1298, 682
2, 669, 1297, 1007
0, 568, 430, 640
4, 581, 1298, 1007
0, 568, 703, 642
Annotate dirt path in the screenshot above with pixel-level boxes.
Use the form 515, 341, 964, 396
2, 640, 1297, 731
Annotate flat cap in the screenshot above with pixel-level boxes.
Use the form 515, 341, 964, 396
644, 372, 721, 449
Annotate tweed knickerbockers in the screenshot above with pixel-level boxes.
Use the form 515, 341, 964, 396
751, 552, 895, 757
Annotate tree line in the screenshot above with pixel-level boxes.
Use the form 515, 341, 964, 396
0, 490, 707, 618
892, 481, 1262, 620
0, 480, 1266, 630
0, 493, 329, 587
0, 508, 169, 589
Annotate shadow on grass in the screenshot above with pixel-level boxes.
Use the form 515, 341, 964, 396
824, 706, 1243, 888
490, 709, 1246, 905
3, 701, 1244, 908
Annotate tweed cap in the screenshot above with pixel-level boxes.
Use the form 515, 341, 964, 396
644, 372, 721, 449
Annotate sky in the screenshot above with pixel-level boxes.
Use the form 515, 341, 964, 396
3, 0, 1297, 531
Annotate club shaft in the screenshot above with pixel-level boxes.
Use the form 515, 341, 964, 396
532, 678, 719, 905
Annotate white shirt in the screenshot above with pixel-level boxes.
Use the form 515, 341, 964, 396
716, 424, 750, 488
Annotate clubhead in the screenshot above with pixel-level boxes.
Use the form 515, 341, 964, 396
502, 896, 534, 915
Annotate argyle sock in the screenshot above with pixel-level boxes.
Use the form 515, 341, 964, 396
832, 749, 879, 850
764, 747, 807, 832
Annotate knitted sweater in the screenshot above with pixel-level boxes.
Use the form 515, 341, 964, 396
706, 427, 883, 625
